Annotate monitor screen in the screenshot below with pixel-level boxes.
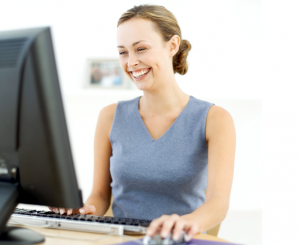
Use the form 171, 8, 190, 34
0, 27, 83, 243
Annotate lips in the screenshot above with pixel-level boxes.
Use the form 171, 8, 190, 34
130, 68, 151, 80
132, 68, 151, 78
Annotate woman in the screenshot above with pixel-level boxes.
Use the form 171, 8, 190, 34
51, 5, 236, 241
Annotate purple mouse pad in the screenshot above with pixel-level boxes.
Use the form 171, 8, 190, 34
113, 238, 243, 245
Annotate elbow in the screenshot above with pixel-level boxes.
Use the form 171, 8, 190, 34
220, 202, 229, 222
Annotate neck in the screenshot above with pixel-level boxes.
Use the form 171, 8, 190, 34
140, 75, 190, 116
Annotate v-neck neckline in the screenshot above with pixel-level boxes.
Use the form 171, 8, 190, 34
136, 96, 192, 142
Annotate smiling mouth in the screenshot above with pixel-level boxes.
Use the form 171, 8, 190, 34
131, 68, 151, 79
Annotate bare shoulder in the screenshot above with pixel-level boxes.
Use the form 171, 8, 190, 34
99, 103, 118, 121
205, 105, 235, 141
95, 103, 118, 137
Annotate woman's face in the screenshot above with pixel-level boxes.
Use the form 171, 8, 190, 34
117, 18, 176, 91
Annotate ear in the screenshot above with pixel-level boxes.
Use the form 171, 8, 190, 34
169, 35, 180, 57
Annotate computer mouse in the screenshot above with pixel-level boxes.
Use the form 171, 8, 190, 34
142, 230, 191, 245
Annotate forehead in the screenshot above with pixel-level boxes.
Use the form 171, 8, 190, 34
117, 18, 162, 46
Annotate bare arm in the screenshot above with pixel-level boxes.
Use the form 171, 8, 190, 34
84, 103, 117, 216
181, 105, 236, 232
51, 103, 117, 215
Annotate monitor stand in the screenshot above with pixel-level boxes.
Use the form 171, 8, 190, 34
0, 227, 45, 245
0, 182, 45, 244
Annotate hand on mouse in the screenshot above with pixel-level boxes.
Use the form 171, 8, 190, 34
146, 214, 199, 241
48, 203, 96, 215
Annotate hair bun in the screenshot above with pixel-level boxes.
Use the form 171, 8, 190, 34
173, 39, 192, 75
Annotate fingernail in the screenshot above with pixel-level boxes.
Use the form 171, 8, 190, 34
162, 231, 168, 238
67, 210, 72, 215
60, 209, 64, 215
172, 235, 179, 241
79, 208, 84, 214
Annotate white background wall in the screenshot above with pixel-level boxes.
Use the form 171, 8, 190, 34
1, 1, 299, 245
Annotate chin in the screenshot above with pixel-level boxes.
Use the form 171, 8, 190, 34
134, 80, 154, 91
128, 70, 155, 91
135, 83, 149, 91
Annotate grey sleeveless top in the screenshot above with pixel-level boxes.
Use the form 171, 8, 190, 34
109, 96, 215, 220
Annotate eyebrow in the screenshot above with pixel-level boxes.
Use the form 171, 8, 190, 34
117, 40, 147, 48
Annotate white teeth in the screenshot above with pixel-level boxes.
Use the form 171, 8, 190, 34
133, 69, 150, 78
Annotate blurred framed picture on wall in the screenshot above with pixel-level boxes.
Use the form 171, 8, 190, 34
86, 59, 130, 89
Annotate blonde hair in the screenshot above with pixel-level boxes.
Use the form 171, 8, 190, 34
118, 5, 191, 75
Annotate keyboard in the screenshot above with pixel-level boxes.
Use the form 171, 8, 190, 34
8, 208, 152, 235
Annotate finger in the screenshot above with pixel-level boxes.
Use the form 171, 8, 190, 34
59, 208, 66, 215
51, 207, 59, 213
186, 223, 199, 240
66, 208, 81, 215
147, 214, 178, 237
172, 220, 188, 241
79, 205, 96, 214
160, 214, 180, 238
146, 216, 167, 236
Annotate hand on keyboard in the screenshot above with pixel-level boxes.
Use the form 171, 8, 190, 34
49, 204, 96, 215
12, 208, 152, 235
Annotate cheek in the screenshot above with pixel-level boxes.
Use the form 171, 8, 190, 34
149, 48, 169, 70
119, 58, 133, 80
119, 58, 127, 72
142, 51, 162, 70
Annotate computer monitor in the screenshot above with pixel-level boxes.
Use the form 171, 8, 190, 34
0, 27, 83, 244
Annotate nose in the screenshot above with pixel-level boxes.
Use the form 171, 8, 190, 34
127, 53, 139, 69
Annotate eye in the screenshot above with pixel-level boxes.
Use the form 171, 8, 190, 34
119, 51, 126, 55
137, 48, 145, 52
